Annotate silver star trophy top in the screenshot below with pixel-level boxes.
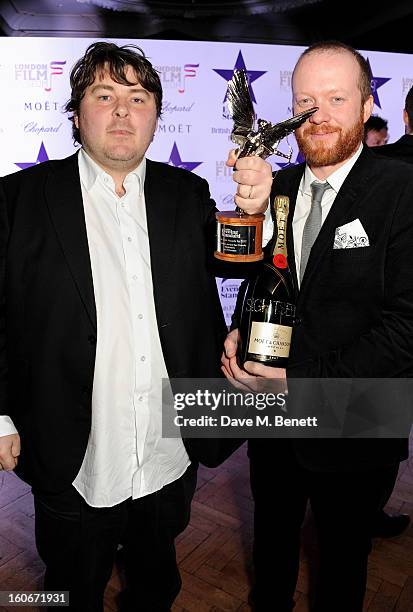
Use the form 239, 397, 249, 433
226, 69, 318, 162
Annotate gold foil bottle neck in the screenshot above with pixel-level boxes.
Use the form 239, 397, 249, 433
272, 195, 290, 259
274, 195, 289, 215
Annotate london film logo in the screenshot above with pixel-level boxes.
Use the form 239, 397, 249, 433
15, 60, 66, 92
279, 70, 292, 92
215, 160, 233, 182
155, 63, 199, 94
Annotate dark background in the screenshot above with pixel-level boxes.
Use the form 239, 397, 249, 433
0, 0, 412, 54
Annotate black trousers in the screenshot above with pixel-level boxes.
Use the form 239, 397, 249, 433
248, 442, 399, 612
33, 463, 197, 612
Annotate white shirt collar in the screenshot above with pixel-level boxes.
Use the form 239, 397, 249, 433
301, 143, 363, 196
78, 147, 146, 196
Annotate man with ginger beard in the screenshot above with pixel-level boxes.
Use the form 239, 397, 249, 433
296, 97, 366, 169
222, 41, 413, 611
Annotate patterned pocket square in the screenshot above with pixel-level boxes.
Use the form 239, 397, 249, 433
334, 219, 370, 249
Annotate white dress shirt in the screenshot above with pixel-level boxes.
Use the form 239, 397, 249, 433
293, 145, 363, 286
71, 149, 190, 506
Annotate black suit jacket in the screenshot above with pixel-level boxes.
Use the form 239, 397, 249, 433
0, 152, 231, 493
250, 146, 413, 471
371, 134, 413, 164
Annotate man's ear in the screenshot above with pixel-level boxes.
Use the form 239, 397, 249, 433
403, 109, 409, 127
363, 95, 374, 123
74, 114, 79, 129
150, 119, 158, 143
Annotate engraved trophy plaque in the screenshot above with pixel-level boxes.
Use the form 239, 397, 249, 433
215, 69, 317, 262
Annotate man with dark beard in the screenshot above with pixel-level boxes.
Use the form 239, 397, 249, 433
222, 41, 413, 611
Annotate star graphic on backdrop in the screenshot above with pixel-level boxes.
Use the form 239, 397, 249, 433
213, 50, 266, 103
367, 59, 391, 109
165, 142, 202, 172
275, 150, 305, 169
15, 141, 49, 170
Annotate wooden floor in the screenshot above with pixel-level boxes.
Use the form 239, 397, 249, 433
0, 441, 413, 611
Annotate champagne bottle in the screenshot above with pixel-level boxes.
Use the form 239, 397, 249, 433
239, 195, 296, 367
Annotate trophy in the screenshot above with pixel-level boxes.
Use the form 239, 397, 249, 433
215, 69, 318, 262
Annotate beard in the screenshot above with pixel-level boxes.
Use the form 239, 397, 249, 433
295, 110, 365, 167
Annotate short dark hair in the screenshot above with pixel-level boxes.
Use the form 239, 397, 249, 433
405, 86, 413, 132
295, 40, 372, 103
364, 115, 388, 136
65, 41, 162, 144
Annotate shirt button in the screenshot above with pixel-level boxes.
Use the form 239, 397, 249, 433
140, 355, 146, 362
138, 314, 143, 319
132, 275, 138, 281
138, 395, 144, 402
128, 237, 132, 242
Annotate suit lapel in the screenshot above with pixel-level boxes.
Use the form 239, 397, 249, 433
45, 153, 97, 331
299, 147, 375, 295
144, 160, 178, 326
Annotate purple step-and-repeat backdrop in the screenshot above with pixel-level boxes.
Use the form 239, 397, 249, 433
1, 37, 412, 324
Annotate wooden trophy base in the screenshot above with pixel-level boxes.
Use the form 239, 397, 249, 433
215, 210, 265, 262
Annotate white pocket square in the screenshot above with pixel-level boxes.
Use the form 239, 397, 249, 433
334, 219, 370, 249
